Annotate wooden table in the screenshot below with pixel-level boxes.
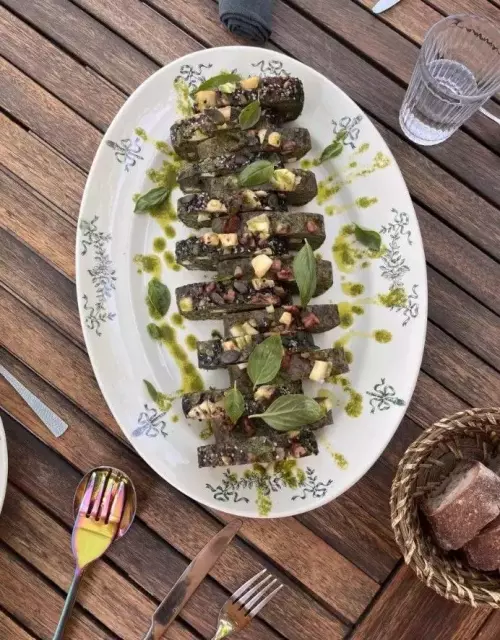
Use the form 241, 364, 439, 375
1, 0, 500, 638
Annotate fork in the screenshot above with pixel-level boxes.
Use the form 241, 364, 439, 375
53, 470, 126, 639
211, 569, 283, 639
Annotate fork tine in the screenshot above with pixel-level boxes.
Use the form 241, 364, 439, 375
247, 584, 283, 618
98, 476, 118, 521
236, 574, 274, 607
78, 472, 96, 515
89, 472, 108, 518
231, 569, 267, 601
243, 578, 278, 612
108, 480, 126, 525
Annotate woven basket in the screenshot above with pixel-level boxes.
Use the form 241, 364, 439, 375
391, 407, 500, 607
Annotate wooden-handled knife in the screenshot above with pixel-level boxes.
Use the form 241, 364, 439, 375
143, 519, 242, 639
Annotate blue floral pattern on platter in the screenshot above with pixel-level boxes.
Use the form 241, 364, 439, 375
380, 209, 420, 326
332, 114, 363, 149
80, 216, 116, 336
206, 467, 333, 505
366, 378, 405, 414
106, 137, 143, 171
132, 405, 169, 438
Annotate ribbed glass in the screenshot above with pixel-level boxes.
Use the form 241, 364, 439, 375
400, 14, 500, 145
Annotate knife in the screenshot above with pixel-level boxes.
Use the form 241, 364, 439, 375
143, 519, 242, 639
372, 0, 401, 14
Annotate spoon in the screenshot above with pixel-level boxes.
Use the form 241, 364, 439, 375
53, 466, 137, 639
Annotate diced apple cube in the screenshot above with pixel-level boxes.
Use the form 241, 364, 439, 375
251, 254, 273, 277
218, 233, 238, 247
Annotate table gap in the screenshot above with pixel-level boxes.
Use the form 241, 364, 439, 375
344, 558, 404, 640
0, 602, 41, 640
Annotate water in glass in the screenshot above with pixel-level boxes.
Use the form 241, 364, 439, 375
400, 15, 500, 146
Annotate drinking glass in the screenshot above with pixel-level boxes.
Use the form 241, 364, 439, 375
400, 14, 500, 145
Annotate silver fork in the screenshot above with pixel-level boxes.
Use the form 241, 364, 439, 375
211, 569, 283, 639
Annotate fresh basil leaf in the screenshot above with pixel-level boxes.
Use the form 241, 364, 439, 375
293, 240, 317, 308
134, 186, 170, 213
147, 278, 171, 319
247, 334, 284, 388
239, 100, 261, 130
320, 141, 343, 163
238, 160, 275, 188
147, 323, 162, 340
143, 379, 172, 412
224, 383, 245, 425
319, 130, 348, 164
144, 379, 159, 403
194, 73, 242, 93
250, 394, 323, 431
354, 223, 382, 252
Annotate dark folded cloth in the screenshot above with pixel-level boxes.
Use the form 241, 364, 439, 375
219, 0, 274, 44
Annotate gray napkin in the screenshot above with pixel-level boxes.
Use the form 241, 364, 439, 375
219, 0, 274, 44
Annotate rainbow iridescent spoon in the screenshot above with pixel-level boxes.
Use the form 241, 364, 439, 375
53, 466, 137, 640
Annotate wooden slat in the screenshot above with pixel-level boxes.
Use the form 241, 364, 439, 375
423, 322, 500, 408
0, 114, 85, 220
0, 412, 277, 640
473, 611, 500, 639
0, 350, 348, 639
72, 0, 202, 62
3, 0, 157, 93
0, 542, 111, 640
0, 228, 82, 342
148, 0, 250, 46
0, 170, 76, 279
0, 484, 198, 640
297, 488, 400, 583
358, 0, 444, 43
0, 6, 125, 131
0, 610, 36, 640
351, 564, 489, 640
427, 267, 500, 372
408, 371, 468, 429
0, 57, 101, 171
417, 204, 500, 316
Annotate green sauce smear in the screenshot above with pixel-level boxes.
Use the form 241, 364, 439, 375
333, 224, 385, 273
356, 196, 378, 209
325, 196, 377, 216
378, 287, 408, 309
164, 250, 182, 271
134, 127, 148, 142
171, 415, 179, 423
153, 237, 166, 252
317, 151, 390, 205
334, 453, 348, 470
147, 321, 204, 393
373, 329, 392, 343
133, 254, 161, 278
170, 312, 184, 328
185, 334, 197, 351
341, 281, 365, 297
174, 77, 194, 117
